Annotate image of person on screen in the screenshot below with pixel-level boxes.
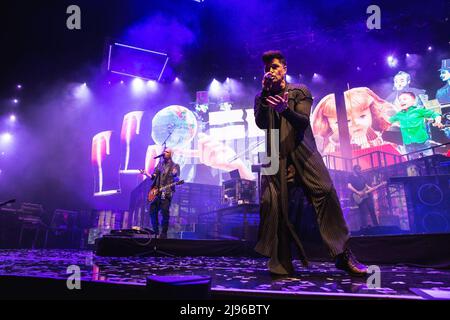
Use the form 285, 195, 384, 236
388, 92, 443, 158
311, 87, 395, 155
254, 50, 367, 276
173, 132, 255, 183
436, 59, 450, 105
385, 71, 427, 108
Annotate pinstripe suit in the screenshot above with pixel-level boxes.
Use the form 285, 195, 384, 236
254, 83, 349, 270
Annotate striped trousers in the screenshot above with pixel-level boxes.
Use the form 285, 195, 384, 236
256, 150, 350, 266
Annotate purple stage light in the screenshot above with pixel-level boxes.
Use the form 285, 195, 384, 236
209, 79, 221, 96
428, 46, 433, 51
312, 73, 324, 83
13, 99, 19, 104
131, 77, 145, 95
147, 80, 157, 91
173, 77, 181, 84
73, 83, 91, 101
1, 133, 12, 144
9, 115, 16, 122
120, 80, 124, 84
387, 55, 398, 68
286, 74, 293, 82
16, 84, 22, 89
405, 53, 421, 68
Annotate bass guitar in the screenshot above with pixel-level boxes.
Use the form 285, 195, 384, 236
352, 182, 386, 205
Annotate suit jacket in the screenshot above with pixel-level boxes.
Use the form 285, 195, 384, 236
151, 160, 180, 198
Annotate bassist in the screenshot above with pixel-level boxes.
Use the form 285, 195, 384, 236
347, 165, 379, 228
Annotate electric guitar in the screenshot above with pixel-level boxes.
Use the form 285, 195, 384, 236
352, 182, 386, 205
147, 180, 184, 203
138, 169, 184, 202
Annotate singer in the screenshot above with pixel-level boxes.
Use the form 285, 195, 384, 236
254, 50, 368, 276
141, 148, 180, 239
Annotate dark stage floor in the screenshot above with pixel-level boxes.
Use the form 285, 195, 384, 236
0, 250, 450, 299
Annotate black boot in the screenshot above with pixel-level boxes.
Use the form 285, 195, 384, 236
267, 256, 294, 276
160, 225, 168, 239
335, 249, 368, 276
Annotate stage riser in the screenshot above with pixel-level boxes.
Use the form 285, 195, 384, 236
95, 233, 450, 268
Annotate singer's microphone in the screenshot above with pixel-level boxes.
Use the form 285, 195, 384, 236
154, 153, 164, 159
264, 72, 274, 82
263, 72, 274, 90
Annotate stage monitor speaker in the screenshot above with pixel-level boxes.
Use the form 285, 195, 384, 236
146, 275, 211, 300
406, 175, 450, 233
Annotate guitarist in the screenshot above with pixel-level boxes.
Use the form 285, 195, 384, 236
142, 148, 180, 239
347, 165, 379, 228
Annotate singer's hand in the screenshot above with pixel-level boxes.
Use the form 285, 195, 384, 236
262, 72, 274, 90
266, 92, 289, 113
